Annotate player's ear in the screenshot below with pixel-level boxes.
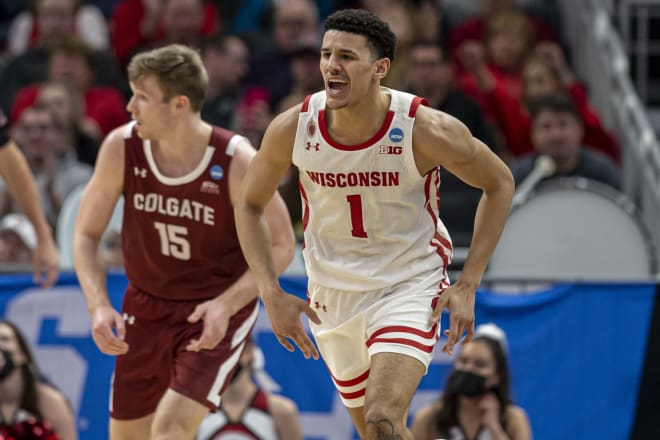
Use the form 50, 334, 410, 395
374, 58, 390, 79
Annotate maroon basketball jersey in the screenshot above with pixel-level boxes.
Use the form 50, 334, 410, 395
121, 122, 248, 301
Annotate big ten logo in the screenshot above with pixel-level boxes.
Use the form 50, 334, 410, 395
4, 286, 101, 434
378, 145, 403, 155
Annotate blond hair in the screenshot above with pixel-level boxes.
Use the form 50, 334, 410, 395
127, 44, 208, 112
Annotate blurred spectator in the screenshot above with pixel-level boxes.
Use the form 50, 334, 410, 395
110, 0, 219, 66
35, 80, 100, 166
5, 101, 93, 225
0, 213, 36, 265
511, 93, 621, 190
369, 0, 419, 90
195, 339, 303, 440
458, 10, 535, 104
447, 0, 556, 61
455, 11, 535, 158
11, 38, 129, 143
406, 41, 497, 247
0, 319, 77, 440
0, 102, 59, 286
277, 32, 322, 112
411, 323, 531, 440
228, 0, 331, 34
523, 43, 619, 161
0, 9, 123, 116
200, 33, 250, 130
6, 0, 109, 55
244, 0, 320, 111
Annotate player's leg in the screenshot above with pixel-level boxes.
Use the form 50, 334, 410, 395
110, 414, 154, 440
346, 407, 366, 438
363, 276, 444, 439
109, 286, 173, 440
150, 389, 210, 440
150, 299, 259, 439
363, 352, 425, 440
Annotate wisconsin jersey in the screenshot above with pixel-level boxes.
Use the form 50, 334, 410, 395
292, 89, 452, 291
122, 122, 248, 301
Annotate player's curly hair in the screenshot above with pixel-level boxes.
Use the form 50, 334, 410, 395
324, 9, 396, 62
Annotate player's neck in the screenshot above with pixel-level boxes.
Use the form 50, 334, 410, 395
151, 117, 212, 177
326, 88, 390, 145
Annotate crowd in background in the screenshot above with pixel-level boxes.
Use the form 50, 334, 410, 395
0, 0, 622, 263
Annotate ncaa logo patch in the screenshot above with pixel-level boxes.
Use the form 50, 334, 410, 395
210, 165, 224, 180
388, 127, 404, 143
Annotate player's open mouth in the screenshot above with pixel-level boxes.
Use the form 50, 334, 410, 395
328, 79, 348, 94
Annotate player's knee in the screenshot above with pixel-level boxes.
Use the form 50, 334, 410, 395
151, 417, 198, 440
363, 401, 406, 431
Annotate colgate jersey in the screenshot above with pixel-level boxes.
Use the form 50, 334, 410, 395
121, 122, 248, 301
292, 89, 452, 291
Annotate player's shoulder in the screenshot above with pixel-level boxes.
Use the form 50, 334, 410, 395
96, 122, 134, 166
270, 102, 305, 133
266, 392, 299, 418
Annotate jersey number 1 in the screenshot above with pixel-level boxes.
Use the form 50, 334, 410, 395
346, 194, 367, 238
154, 222, 191, 260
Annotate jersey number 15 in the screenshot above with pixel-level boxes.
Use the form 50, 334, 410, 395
154, 221, 191, 260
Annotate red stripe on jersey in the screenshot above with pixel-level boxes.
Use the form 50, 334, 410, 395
301, 95, 312, 112
319, 109, 394, 151
330, 368, 370, 387
366, 337, 436, 353
424, 170, 452, 267
408, 96, 428, 117
368, 323, 438, 341
338, 387, 366, 400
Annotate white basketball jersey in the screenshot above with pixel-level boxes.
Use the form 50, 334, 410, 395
292, 88, 453, 291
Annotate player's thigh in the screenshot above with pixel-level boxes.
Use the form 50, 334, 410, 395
110, 414, 154, 440
365, 351, 426, 416
152, 388, 210, 436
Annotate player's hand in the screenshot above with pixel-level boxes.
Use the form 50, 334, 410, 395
90, 305, 129, 355
186, 298, 232, 352
32, 235, 59, 288
261, 288, 321, 360
430, 283, 475, 355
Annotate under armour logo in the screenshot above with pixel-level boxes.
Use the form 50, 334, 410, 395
122, 313, 136, 325
133, 166, 147, 178
306, 142, 320, 151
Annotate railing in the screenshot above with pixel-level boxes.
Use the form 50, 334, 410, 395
556, 0, 660, 271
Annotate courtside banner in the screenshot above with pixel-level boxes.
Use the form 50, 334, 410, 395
0, 273, 655, 440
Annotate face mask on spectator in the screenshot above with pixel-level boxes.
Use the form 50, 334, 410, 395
445, 370, 494, 397
0, 349, 15, 381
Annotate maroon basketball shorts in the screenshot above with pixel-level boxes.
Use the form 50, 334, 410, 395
110, 284, 259, 420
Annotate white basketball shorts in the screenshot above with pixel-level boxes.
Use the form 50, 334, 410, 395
307, 270, 448, 407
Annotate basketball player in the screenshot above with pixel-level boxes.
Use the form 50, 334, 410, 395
235, 9, 515, 440
195, 339, 303, 440
0, 104, 59, 286
73, 45, 295, 440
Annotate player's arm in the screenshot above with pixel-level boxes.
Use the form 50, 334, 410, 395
415, 106, 514, 292
234, 105, 299, 297
73, 127, 128, 355
185, 134, 296, 353
216, 136, 296, 314
268, 394, 304, 440
0, 141, 59, 286
235, 104, 320, 360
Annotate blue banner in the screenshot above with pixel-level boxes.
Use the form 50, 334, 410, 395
0, 273, 654, 439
